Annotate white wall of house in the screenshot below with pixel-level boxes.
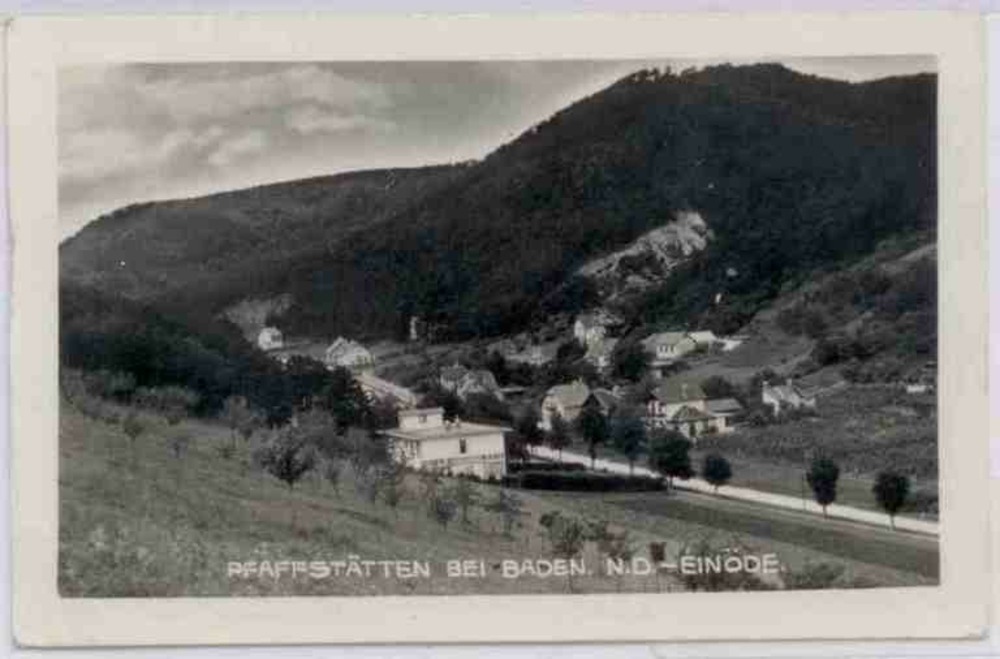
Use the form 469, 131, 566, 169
408, 433, 506, 479
647, 398, 707, 418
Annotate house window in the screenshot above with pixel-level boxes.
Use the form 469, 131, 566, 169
459, 439, 467, 454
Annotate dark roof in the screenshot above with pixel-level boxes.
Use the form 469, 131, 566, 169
545, 381, 591, 408
586, 388, 621, 410
670, 405, 715, 422
705, 398, 744, 415
651, 380, 706, 404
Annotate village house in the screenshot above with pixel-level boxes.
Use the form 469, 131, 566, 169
584, 337, 619, 373
439, 364, 503, 401
355, 372, 418, 410
641, 331, 698, 377
642, 331, 698, 361
383, 407, 508, 479
506, 342, 559, 367
761, 380, 817, 416
705, 397, 746, 426
645, 380, 740, 440
539, 379, 591, 430
686, 330, 720, 349
582, 387, 621, 418
573, 309, 624, 348
324, 337, 375, 372
257, 326, 284, 351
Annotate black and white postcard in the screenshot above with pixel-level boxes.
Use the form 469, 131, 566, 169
7, 12, 991, 646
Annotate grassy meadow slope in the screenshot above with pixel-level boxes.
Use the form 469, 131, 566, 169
59, 398, 936, 597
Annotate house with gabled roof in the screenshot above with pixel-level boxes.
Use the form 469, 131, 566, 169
439, 363, 469, 391
645, 379, 741, 440
324, 337, 375, 372
582, 387, 621, 418
686, 330, 720, 348
761, 380, 817, 416
356, 372, 418, 410
507, 342, 559, 367
539, 379, 591, 431
439, 363, 503, 401
705, 397, 746, 425
641, 331, 698, 378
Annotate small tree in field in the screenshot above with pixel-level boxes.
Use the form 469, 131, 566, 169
547, 412, 571, 460
702, 453, 733, 493
806, 457, 840, 517
122, 412, 145, 450
169, 429, 193, 488
484, 488, 525, 538
452, 478, 481, 526
577, 405, 609, 469
261, 428, 317, 491
170, 429, 192, 461
647, 431, 693, 490
611, 412, 646, 475
539, 511, 587, 592
379, 459, 408, 515
430, 492, 457, 529
238, 411, 261, 444
138, 386, 199, 426
873, 470, 910, 529
322, 459, 342, 496
586, 520, 635, 591
221, 396, 253, 450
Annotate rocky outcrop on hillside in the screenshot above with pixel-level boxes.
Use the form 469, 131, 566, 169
577, 210, 711, 299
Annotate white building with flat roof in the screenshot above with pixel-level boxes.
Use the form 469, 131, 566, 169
383, 408, 509, 479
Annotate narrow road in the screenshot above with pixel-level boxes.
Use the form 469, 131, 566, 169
530, 446, 939, 536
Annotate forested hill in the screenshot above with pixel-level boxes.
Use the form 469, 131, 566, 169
60, 64, 935, 341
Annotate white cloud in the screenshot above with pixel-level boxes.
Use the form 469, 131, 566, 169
59, 127, 197, 183
137, 65, 392, 124
59, 124, 229, 185
283, 105, 396, 135
207, 130, 268, 168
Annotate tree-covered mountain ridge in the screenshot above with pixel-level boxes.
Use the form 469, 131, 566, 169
60, 63, 935, 342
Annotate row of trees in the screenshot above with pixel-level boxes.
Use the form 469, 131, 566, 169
805, 457, 912, 527
506, 392, 914, 528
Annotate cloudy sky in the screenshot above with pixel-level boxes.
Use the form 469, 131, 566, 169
58, 56, 934, 238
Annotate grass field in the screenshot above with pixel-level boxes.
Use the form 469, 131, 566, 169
59, 398, 936, 597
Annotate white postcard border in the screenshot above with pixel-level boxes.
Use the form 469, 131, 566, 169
7, 11, 990, 646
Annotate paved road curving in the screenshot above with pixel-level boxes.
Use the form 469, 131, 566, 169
529, 446, 939, 536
